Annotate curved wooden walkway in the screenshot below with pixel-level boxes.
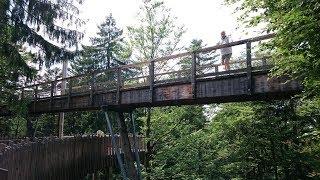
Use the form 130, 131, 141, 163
0, 136, 145, 180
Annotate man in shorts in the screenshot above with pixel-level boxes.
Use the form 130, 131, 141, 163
219, 31, 232, 71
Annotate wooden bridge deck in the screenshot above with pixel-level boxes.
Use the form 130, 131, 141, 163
14, 34, 301, 114
0, 136, 145, 180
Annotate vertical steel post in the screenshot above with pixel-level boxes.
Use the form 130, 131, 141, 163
103, 107, 127, 180
130, 112, 142, 180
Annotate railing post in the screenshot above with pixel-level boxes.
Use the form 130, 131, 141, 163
34, 85, 38, 99
262, 57, 267, 71
50, 81, 55, 111
246, 42, 253, 95
89, 73, 95, 106
68, 79, 72, 108
214, 65, 219, 73
116, 68, 122, 105
21, 88, 25, 100
149, 60, 155, 103
34, 85, 38, 113
191, 52, 197, 99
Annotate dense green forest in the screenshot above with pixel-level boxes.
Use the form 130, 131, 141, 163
0, 0, 319, 179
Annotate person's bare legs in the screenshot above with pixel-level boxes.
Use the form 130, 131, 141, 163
221, 59, 225, 71
225, 58, 230, 71
224, 54, 231, 71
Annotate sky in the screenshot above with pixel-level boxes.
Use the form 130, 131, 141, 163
78, 0, 263, 47
41, 0, 267, 77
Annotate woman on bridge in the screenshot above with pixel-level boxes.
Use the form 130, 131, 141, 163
219, 31, 233, 71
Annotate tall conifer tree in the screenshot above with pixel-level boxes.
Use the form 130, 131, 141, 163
72, 14, 129, 74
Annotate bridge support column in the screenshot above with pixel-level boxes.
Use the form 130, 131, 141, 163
116, 111, 138, 180
129, 112, 142, 179
103, 109, 127, 179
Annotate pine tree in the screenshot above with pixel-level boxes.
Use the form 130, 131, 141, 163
0, 0, 83, 102
0, 0, 83, 136
1, 0, 83, 68
93, 13, 128, 69
72, 14, 129, 74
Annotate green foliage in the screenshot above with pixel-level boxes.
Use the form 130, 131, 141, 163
128, 0, 185, 61
147, 106, 207, 179
64, 111, 107, 135
72, 14, 129, 74
1, 0, 84, 66
0, 0, 83, 136
212, 101, 319, 179
146, 101, 319, 179
33, 114, 57, 137
153, 101, 319, 179
225, 0, 320, 97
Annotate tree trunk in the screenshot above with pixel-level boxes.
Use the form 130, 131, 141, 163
27, 116, 37, 139
145, 107, 151, 180
58, 59, 68, 139
26, 116, 35, 139
58, 113, 64, 138
116, 111, 138, 180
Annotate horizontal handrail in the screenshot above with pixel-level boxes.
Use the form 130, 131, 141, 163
18, 34, 274, 90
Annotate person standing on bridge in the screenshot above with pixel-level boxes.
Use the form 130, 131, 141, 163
219, 31, 232, 71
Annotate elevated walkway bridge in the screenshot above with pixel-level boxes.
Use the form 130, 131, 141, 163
13, 34, 301, 115
0, 34, 303, 180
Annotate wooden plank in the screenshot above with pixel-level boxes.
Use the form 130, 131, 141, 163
197, 68, 247, 79
116, 68, 122, 105
155, 84, 192, 101
155, 69, 189, 77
